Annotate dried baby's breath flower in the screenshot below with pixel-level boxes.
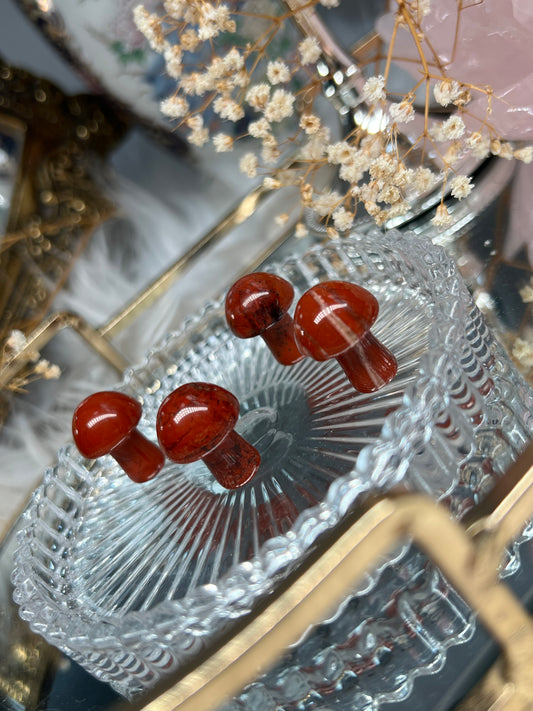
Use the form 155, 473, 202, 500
389, 100, 415, 124
213, 133, 234, 152
160, 95, 189, 119
2, 330, 61, 392
246, 83, 270, 111
444, 141, 464, 166
490, 138, 502, 156
301, 182, 313, 206
362, 75, 386, 104
295, 221, 309, 238
137, 0, 530, 233
180, 28, 200, 51
360, 134, 384, 160
393, 162, 414, 189
34, 359, 61, 379
275, 213, 290, 225
198, 3, 233, 40
222, 47, 245, 73
377, 184, 401, 204
261, 142, 281, 164
327, 141, 353, 164
466, 131, 491, 159
412, 166, 438, 193
332, 207, 354, 232
326, 226, 340, 240
133, 6, 167, 53
439, 115, 466, 140
267, 60, 291, 85
514, 146, 533, 163
248, 118, 271, 138
300, 133, 330, 160
213, 96, 244, 122
449, 174, 473, 200
4, 330, 39, 362
163, 0, 188, 20
263, 176, 281, 189
163, 45, 183, 79
433, 78, 462, 107
264, 89, 295, 122
416, 0, 432, 18
298, 37, 322, 65
383, 200, 410, 219
239, 152, 259, 178
431, 203, 452, 227
299, 113, 321, 135
360, 180, 379, 203
491, 141, 514, 160
369, 153, 399, 181
186, 115, 204, 130
513, 338, 533, 368
188, 127, 209, 146
5, 329, 26, 353
312, 189, 343, 216
338, 163, 363, 184
363, 200, 380, 219
520, 280, 533, 303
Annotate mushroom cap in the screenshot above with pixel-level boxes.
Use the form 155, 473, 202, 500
156, 382, 240, 463
225, 272, 295, 339
72, 391, 142, 459
294, 280, 379, 360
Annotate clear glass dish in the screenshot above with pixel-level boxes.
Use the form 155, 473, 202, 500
12, 229, 533, 703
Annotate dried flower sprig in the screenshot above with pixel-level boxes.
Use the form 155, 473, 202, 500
513, 277, 533, 372
134, 0, 533, 233
1, 330, 61, 394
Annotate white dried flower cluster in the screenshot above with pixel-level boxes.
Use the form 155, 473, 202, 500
520, 280, 533, 304
239, 152, 258, 178
389, 100, 415, 124
431, 203, 452, 228
2, 329, 61, 392
449, 174, 472, 200
433, 79, 462, 107
298, 37, 322, 65
33, 359, 62, 380
136, 0, 533, 232
5, 330, 27, 354
513, 283, 533, 370
362, 75, 386, 104
512, 338, 533, 368
267, 60, 291, 85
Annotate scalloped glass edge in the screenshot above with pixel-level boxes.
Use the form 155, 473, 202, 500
12, 227, 533, 702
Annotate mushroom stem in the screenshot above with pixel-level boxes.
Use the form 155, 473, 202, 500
337, 330, 398, 393
262, 312, 304, 366
111, 429, 166, 483
203, 429, 261, 489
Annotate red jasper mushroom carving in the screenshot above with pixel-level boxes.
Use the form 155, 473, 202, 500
225, 272, 305, 366
293, 280, 398, 393
72, 391, 165, 483
156, 382, 261, 490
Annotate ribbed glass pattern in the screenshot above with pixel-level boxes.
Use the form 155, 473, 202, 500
12, 229, 533, 704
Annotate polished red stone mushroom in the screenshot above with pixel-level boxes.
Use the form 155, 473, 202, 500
156, 382, 261, 490
72, 391, 165, 483
225, 272, 305, 366
293, 280, 397, 393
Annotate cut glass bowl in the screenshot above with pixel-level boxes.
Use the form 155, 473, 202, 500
12, 229, 533, 704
